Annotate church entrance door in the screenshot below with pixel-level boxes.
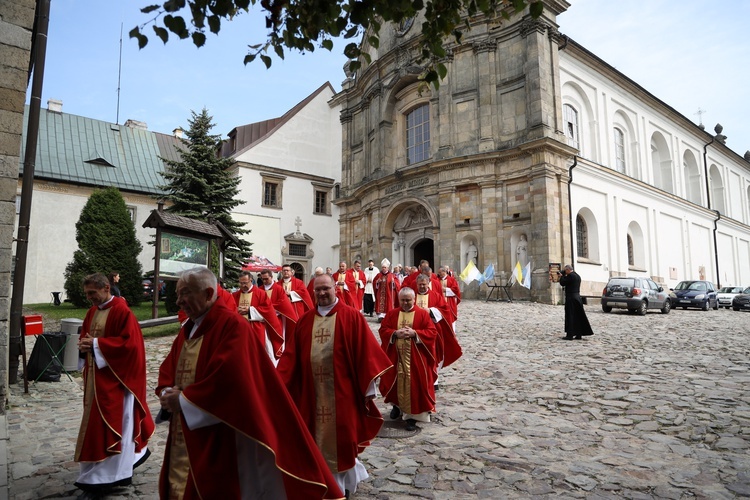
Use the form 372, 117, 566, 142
412, 239, 434, 269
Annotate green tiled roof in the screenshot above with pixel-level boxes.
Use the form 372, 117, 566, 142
20, 106, 178, 195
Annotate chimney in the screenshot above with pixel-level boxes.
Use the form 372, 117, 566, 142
47, 99, 63, 113
173, 128, 184, 139
124, 119, 148, 130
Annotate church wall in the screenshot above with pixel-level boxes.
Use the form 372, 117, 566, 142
15, 181, 160, 303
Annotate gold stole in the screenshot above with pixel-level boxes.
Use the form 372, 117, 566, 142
238, 291, 252, 319
311, 314, 338, 472
167, 336, 204, 500
416, 294, 429, 309
282, 280, 292, 293
265, 287, 273, 299
395, 310, 415, 415
376, 275, 387, 310
74, 308, 111, 461
441, 278, 448, 297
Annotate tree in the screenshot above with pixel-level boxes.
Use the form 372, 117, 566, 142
131, 0, 541, 86
63, 187, 144, 307
160, 108, 251, 285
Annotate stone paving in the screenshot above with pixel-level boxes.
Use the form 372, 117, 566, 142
4, 300, 750, 499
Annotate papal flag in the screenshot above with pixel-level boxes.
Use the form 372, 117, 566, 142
459, 260, 482, 284
514, 260, 523, 284
521, 261, 532, 289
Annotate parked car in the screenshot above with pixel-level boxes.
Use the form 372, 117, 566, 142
731, 288, 750, 311
601, 277, 671, 315
671, 280, 718, 310
142, 278, 166, 299
717, 286, 746, 309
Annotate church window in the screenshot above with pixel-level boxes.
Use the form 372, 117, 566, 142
614, 128, 626, 173
563, 104, 579, 149
406, 104, 430, 164
289, 243, 307, 257
127, 206, 136, 223
260, 173, 285, 209
264, 182, 278, 207
314, 190, 329, 215
576, 215, 588, 258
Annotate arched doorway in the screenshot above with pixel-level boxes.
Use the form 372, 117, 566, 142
412, 239, 434, 269
290, 262, 305, 282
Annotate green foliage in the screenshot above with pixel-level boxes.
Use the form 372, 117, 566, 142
159, 108, 252, 287
131, 0, 540, 86
63, 188, 144, 307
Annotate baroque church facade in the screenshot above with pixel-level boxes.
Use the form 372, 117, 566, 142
331, 0, 750, 302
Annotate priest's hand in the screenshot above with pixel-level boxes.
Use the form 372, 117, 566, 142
395, 327, 416, 340
78, 334, 94, 353
238, 305, 249, 316
160, 386, 182, 413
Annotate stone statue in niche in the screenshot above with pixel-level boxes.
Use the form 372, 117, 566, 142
516, 234, 529, 267
466, 242, 478, 265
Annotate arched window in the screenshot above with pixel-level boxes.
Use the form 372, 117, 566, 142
650, 132, 673, 193
563, 104, 579, 150
614, 128, 626, 173
406, 104, 430, 164
682, 151, 701, 205
709, 164, 725, 213
627, 235, 634, 266
576, 214, 588, 258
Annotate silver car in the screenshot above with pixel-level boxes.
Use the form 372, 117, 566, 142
717, 286, 746, 309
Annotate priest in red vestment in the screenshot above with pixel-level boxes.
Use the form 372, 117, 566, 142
438, 266, 461, 328
281, 264, 314, 318
157, 268, 343, 499
75, 273, 154, 496
232, 271, 283, 362
278, 274, 393, 497
351, 260, 367, 312
332, 261, 358, 309
307, 267, 326, 306
403, 261, 442, 292
260, 269, 298, 360
373, 259, 401, 321
415, 274, 463, 375
378, 287, 438, 432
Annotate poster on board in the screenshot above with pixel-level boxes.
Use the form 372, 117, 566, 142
160, 232, 209, 276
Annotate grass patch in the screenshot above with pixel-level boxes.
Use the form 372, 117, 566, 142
23, 301, 179, 338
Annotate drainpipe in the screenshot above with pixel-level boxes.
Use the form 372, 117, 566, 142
567, 156, 578, 264
702, 136, 721, 287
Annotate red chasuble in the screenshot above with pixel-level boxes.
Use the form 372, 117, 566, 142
75, 297, 154, 462
278, 301, 393, 473
402, 272, 442, 293
281, 276, 314, 318
232, 287, 283, 351
156, 299, 343, 499
265, 282, 299, 358
332, 271, 358, 309
416, 289, 462, 368
373, 272, 401, 315
441, 274, 462, 321
351, 269, 367, 310
378, 306, 438, 415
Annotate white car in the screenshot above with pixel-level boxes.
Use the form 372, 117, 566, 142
717, 286, 746, 309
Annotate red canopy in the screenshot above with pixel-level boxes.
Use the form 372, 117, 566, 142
242, 255, 282, 272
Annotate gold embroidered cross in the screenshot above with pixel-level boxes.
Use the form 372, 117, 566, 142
314, 326, 331, 344
316, 406, 334, 424
175, 359, 193, 385
313, 365, 331, 384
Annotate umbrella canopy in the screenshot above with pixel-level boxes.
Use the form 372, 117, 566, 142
242, 255, 282, 272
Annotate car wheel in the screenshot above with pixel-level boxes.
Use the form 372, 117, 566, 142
602, 305, 612, 313
702, 300, 709, 311
636, 301, 647, 316
660, 299, 671, 314
712, 300, 719, 310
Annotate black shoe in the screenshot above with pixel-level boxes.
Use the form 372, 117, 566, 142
389, 406, 401, 419
433, 383, 439, 391
560, 336, 574, 340
405, 419, 417, 431
574, 336, 587, 340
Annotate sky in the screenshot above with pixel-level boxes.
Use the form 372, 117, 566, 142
35, 0, 750, 156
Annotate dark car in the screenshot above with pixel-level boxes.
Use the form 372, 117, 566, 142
671, 280, 718, 310
142, 278, 166, 299
732, 288, 750, 311
601, 277, 671, 315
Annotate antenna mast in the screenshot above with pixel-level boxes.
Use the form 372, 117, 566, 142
116, 23, 123, 124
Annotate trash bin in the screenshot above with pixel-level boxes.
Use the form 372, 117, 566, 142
27, 332, 67, 382
61, 318, 83, 372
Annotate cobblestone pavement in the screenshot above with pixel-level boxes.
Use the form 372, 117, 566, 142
5, 300, 750, 499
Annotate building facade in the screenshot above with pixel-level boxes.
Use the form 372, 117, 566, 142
332, 1, 750, 301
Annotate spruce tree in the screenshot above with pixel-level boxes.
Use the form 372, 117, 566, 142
63, 187, 144, 307
160, 108, 251, 285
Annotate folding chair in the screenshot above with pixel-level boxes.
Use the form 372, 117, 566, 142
21, 314, 73, 393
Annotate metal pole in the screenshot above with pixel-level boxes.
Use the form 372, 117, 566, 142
9, 0, 52, 384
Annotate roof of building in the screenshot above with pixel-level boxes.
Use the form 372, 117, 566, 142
221, 82, 335, 158
20, 106, 181, 195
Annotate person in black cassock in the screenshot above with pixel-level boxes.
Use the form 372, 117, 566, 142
559, 264, 594, 340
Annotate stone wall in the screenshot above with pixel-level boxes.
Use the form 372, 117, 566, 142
0, 0, 35, 406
